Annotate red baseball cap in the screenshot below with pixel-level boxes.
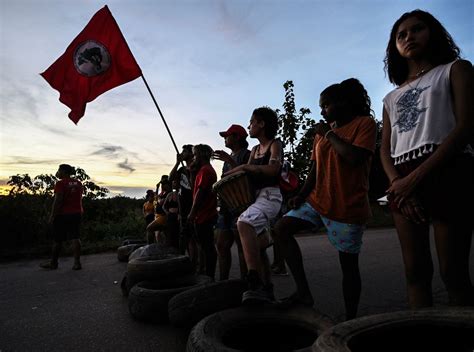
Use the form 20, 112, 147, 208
219, 124, 248, 138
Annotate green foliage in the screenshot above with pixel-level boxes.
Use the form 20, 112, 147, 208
1, 168, 142, 259
276, 80, 316, 180
7, 167, 109, 200
0, 193, 145, 258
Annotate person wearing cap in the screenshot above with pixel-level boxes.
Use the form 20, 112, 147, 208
213, 124, 251, 280
40, 164, 83, 270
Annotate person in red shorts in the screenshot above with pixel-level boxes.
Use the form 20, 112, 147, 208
40, 164, 84, 270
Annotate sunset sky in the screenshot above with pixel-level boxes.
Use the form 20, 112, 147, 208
1, 0, 472, 198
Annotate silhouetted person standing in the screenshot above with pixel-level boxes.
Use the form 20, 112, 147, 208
40, 164, 83, 270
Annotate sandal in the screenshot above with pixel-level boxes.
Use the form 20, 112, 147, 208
276, 292, 314, 309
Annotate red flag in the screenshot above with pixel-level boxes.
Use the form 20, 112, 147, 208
41, 5, 142, 124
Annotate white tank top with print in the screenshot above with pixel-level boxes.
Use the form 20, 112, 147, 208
383, 60, 473, 165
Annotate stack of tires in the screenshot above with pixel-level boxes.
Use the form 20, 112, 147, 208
168, 278, 248, 328
121, 243, 213, 324
116, 239, 147, 262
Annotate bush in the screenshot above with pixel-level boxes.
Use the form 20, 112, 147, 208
0, 194, 145, 260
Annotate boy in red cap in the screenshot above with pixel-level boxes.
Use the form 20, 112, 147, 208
213, 124, 251, 280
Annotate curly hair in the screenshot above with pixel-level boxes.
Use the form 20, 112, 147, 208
321, 78, 374, 118
252, 106, 279, 139
193, 144, 213, 162
384, 9, 461, 85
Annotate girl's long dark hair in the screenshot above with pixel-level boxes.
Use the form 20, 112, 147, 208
384, 9, 461, 85
321, 78, 374, 119
252, 106, 279, 139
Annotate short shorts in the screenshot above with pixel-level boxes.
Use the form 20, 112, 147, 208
285, 202, 364, 254
389, 153, 473, 222
53, 213, 82, 242
237, 187, 282, 235
215, 207, 237, 231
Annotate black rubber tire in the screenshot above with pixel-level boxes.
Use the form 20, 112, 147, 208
169, 279, 247, 328
312, 308, 474, 352
186, 306, 333, 352
126, 254, 194, 294
128, 275, 212, 323
117, 244, 145, 262
120, 272, 129, 297
121, 238, 147, 246
128, 243, 180, 262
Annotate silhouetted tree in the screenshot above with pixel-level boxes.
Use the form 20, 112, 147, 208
276, 80, 316, 180
7, 167, 109, 199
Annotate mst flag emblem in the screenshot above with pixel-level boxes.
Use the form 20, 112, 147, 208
74, 40, 111, 77
41, 6, 142, 124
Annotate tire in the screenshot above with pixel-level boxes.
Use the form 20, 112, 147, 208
186, 306, 333, 352
312, 308, 474, 352
120, 272, 129, 297
117, 244, 145, 262
126, 254, 194, 294
121, 238, 147, 246
169, 279, 247, 328
128, 275, 212, 323
129, 243, 180, 262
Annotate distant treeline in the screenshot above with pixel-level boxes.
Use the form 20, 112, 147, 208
0, 193, 144, 260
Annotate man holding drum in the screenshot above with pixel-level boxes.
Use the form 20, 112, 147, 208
213, 124, 251, 280
223, 107, 283, 304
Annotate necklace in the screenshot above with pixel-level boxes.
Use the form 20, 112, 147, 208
409, 68, 428, 78
406, 67, 431, 91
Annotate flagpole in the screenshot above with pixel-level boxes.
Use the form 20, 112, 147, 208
141, 74, 181, 156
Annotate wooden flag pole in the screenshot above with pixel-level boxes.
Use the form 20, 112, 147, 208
141, 74, 186, 170
141, 74, 181, 156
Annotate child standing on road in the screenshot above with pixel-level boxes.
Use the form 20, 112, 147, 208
380, 10, 474, 308
273, 79, 376, 320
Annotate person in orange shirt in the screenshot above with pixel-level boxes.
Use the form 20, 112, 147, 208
273, 78, 376, 320
143, 189, 155, 226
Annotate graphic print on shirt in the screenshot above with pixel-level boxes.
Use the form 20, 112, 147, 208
180, 173, 191, 191
394, 86, 430, 133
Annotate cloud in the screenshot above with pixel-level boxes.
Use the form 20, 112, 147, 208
215, 1, 259, 43
107, 185, 149, 199
117, 158, 136, 173
91, 145, 125, 158
1, 156, 61, 166
0, 75, 40, 122
196, 119, 209, 127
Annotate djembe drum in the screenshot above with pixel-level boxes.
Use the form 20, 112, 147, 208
212, 171, 255, 215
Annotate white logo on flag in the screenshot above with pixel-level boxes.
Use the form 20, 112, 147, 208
73, 40, 111, 77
